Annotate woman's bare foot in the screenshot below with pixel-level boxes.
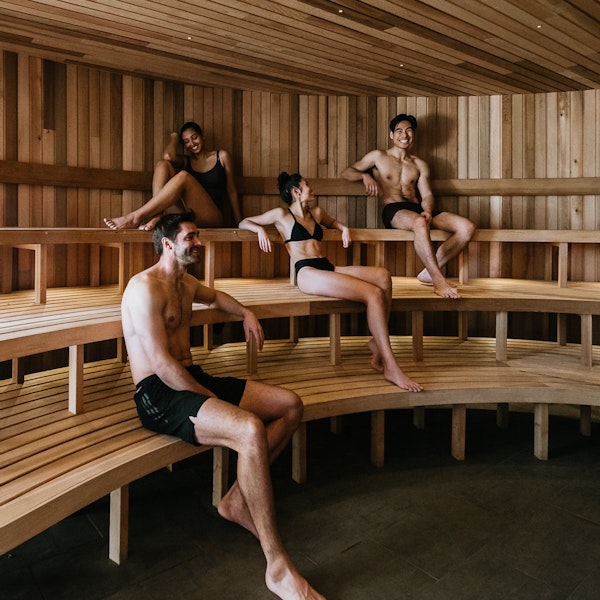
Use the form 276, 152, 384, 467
217, 482, 258, 537
367, 338, 384, 372
266, 561, 327, 600
383, 362, 423, 392
138, 215, 161, 231
103, 215, 137, 230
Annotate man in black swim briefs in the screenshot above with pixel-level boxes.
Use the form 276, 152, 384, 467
342, 113, 475, 299
121, 211, 326, 600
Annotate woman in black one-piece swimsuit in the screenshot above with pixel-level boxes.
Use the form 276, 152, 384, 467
104, 121, 241, 230
239, 172, 422, 393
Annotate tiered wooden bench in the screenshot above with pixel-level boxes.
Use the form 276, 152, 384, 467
0, 358, 225, 564
191, 336, 600, 482
2, 184, 600, 566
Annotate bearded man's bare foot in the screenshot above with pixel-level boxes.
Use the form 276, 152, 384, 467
367, 338, 384, 372
217, 483, 258, 537
266, 563, 326, 600
383, 364, 423, 392
103, 215, 137, 230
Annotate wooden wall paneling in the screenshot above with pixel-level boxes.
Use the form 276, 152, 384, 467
533, 93, 549, 231
316, 96, 327, 180
569, 92, 584, 280
76, 66, 91, 284
52, 62, 67, 285
16, 55, 33, 289
522, 94, 536, 230
98, 71, 115, 284
123, 75, 148, 278
152, 80, 167, 168
199, 87, 213, 148
88, 69, 101, 230
583, 90, 600, 281
241, 92, 263, 278
375, 97, 390, 154
41, 61, 57, 286
142, 79, 155, 176
557, 92, 572, 230
456, 96, 469, 181
545, 93, 559, 228
349, 96, 365, 228
107, 73, 124, 281
299, 95, 319, 178
511, 95, 525, 228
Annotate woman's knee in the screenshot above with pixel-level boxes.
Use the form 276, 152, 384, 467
365, 283, 386, 306
374, 267, 392, 290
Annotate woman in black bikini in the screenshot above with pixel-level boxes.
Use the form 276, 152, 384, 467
104, 122, 241, 230
239, 172, 422, 392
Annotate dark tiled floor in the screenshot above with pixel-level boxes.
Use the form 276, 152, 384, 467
3, 409, 600, 600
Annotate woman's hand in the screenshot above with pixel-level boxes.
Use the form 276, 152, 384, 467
257, 227, 273, 253
341, 226, 351, 248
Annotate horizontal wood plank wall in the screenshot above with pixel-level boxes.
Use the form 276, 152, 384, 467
1, 50, 600, 291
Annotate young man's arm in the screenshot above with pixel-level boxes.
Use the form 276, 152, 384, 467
341, 150, 382, 197
415, 158, 435, 219
195, 281, 265, 351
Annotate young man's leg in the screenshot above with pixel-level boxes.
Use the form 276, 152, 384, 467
390, 209, 460, 298
217, 380, 302, 535
428, 211, 476, 271
190, 395, 324, 600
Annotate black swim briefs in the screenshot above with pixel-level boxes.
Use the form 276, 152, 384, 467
133, 364, 246, 445
381, 201, 424, 229
294, 257, 336, 275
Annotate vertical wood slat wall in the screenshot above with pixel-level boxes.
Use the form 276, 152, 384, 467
1, 50, 600, 291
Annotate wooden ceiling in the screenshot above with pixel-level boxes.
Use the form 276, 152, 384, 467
0, 0, 599, 97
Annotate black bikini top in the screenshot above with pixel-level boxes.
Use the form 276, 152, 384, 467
284, 209, 323, 244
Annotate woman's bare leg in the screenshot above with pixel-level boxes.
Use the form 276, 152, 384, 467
135, 159, 180, 231
104, 171, 223, 230
297, 267, 422, 391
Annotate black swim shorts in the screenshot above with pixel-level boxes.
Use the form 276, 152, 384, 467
381, 201, 424, 229
133, 364, 246, 445
294, 257, 336, 275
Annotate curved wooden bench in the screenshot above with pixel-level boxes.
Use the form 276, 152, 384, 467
0, 357, 229, 563
196, 336, 600, 481
2, 226, 600, 569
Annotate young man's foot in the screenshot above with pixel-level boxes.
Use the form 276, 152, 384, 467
266, 560, 327, 600
216, 482, 258, 537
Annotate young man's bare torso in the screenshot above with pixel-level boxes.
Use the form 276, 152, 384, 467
342, 114, 475, 299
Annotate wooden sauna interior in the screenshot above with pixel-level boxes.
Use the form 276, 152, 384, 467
1, 1, 599, 375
